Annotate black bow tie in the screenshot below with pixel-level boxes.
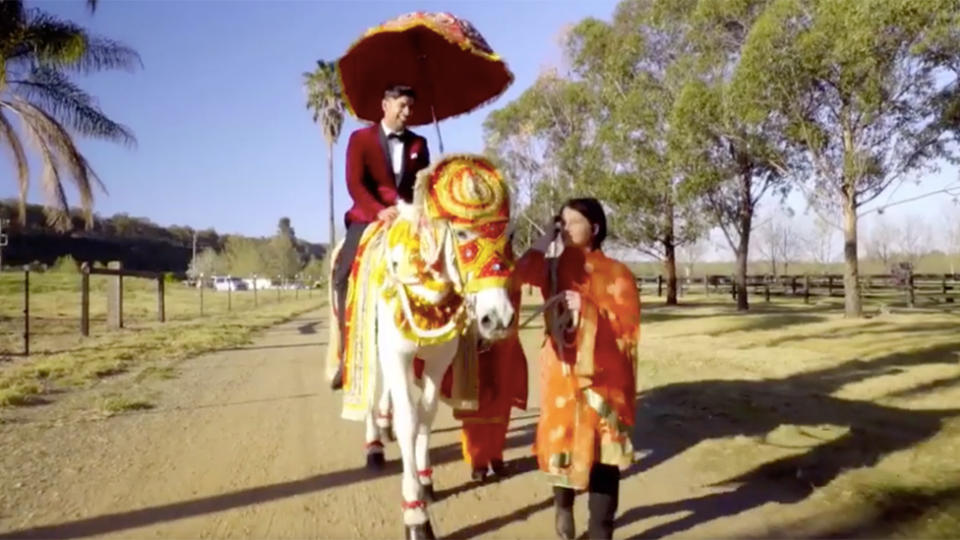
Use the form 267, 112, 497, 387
387, 131, 405, 140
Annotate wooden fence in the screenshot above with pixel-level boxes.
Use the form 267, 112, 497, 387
637, 273, 960, 306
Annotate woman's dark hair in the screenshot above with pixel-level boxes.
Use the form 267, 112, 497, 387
559, 197, 607, 249
384, 85, 416, 100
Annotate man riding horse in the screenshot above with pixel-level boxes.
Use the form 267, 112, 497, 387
331, 84, 431, 391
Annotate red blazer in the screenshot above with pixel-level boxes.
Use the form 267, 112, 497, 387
344, 123, 430, 226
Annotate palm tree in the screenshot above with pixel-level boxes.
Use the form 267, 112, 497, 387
303, 59, 345, 252
1, 0, 140, 230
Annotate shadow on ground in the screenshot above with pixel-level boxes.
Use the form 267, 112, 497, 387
0, 420, 538, 539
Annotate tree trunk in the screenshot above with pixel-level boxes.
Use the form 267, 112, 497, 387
664, 241, 678, 305
327, 140, 336, 252
735, 172, 753, 311
664, 206, 678, 305
842, 191, 862, 317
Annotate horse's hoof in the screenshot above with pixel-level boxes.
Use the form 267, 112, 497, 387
404, 521, 436, 540
366, 451, 385, 471
419, 483, 436, 502
471, 467, 488, 483
330, 366, 344, 391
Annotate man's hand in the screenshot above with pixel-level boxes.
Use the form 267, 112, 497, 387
377, 206, 399, 224
563, 290, 581, 313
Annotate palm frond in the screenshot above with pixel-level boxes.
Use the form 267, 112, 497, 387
6, 97, 103, 229
7, 11, 141, 74
11, 66, 136, 144
303, 61, 345, 144
15, 105, 70, 229
0, 108, 31, 224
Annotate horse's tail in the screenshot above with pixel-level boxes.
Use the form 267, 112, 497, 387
325, 239, 345, 385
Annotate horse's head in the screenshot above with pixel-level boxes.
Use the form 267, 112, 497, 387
415, 154, 515, 341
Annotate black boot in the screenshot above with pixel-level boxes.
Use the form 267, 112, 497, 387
554, 486, 575, 540
490, 458, 508, 480
587, 465, 620, 540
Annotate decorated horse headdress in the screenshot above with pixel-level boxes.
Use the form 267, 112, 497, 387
413, 154, 513, 293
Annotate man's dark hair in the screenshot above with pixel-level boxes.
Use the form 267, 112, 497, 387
384, 85, 416, 100
560, 197, 607, 249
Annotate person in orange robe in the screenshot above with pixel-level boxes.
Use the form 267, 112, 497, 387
413, 289, 529, 482
453, 287, 528, 482
513, 198, 640, 540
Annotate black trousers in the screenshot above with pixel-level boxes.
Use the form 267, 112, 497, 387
554, 463, 620, 539
333, 222, 370, 355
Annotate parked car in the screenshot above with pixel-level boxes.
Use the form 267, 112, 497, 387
212, 276, 247, 291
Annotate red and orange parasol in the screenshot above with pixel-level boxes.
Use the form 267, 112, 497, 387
337, 11, 513, 152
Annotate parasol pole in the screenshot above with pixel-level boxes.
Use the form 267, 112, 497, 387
431, 105, 445, 154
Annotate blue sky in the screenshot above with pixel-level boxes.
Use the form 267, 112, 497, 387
8, 0, 959, 258
14, 0, 618, 242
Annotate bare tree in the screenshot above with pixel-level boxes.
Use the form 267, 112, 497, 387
804, 215, 836, 272
677, 236, 710, 280
896, 216, 932, 265
947, 205, 960, 273
756, 215, 801, 277
863, 217, 898, 269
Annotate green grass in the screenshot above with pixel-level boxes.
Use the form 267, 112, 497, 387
0, 270, 322, 355
0, 269, 323, 407
100, 393, 155, 416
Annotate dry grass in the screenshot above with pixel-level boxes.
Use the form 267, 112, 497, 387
517, 288, 960, 538
0, 270, 322, 407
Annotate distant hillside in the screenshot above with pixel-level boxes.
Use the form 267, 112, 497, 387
0, 200, 327, 273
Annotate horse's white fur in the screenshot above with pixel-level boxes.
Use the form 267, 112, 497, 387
326, 205, 515, 527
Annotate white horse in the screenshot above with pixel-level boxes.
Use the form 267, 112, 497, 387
325, 155, 516, 539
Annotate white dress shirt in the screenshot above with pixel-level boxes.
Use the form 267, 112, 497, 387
381, 121, 405, 178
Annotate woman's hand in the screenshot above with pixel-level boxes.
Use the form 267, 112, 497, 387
563, 290, 581, 313
532, 229, 556, 253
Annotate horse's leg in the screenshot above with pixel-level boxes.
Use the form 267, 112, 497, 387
414, 342, 457, 503
377, 386, 395, 442
381, 353, 427, 528
377, 308, 429, 532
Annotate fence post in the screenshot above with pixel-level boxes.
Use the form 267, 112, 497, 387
199, 272, 205, 316
765, 282, 771, 303
791, 276, 798, 296
23, 267, 29, 356
730, 274, 736, 301
107, 261, 123, 329
227, 280, 232, 311
704, 275, 710, 296
80, 262, 90, 336
804, 275, 811, 304
253, 274, 258, 307
907, 272, 915, 308
657, 275, 663, 297
827, 276, 834, 296
157, 276, 165, 322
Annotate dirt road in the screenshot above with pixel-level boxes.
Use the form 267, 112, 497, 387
0, 311, 878, 539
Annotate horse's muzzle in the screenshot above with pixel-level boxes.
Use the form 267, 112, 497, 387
478, 307, 515, 340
